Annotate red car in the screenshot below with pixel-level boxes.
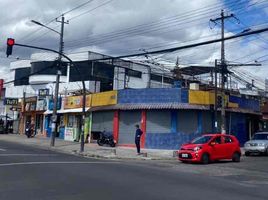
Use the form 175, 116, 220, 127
178, 134, 241, 164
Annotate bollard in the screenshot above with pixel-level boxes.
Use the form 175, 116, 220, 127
111, 149, 116, 155
173, 151, 178, 157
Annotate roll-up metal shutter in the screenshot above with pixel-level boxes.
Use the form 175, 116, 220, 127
119, 111, 141, 144
147, 110, 170, 133
92, 111, 114, 133
177, 110, 198, 134
202, 111, 212, 133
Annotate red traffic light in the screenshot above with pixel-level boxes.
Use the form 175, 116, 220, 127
7, 38, 15, 46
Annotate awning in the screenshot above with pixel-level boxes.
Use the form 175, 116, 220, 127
44, 107, 90, 115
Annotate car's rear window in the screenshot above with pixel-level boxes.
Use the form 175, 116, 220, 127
191, 136, 212, 144
253, 133, 268, 140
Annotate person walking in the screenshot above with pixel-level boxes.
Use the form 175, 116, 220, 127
135, 124, 143, 155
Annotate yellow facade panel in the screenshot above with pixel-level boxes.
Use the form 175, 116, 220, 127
91, 90, 117, 107
189, 90, 212, 105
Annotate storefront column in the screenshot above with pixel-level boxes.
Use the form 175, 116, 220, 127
171, 111, 177, 133
197, 111, 202, 133
141, 110, 146, 148
113, 110, 119, 143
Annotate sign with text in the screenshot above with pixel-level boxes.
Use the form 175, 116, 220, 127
38, 89, 49, 98
4, 98, 19, 106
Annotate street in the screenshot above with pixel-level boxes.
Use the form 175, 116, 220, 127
0, 140, 268, 200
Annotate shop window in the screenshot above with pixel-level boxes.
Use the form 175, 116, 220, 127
67, 115, 75, 127
126, 69, 142, 78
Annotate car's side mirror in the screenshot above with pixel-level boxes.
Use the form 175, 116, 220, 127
210, 142, 216, 146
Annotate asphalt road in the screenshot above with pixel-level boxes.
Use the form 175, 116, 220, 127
0, 140, 267, 200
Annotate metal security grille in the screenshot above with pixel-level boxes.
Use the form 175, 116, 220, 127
119, 111, 141, 144
147, 110, 170, 133
202, 111, 212, 133
177, 110, 198, 134
92, 111, 114, 133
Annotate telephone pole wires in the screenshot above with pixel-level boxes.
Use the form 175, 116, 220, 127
210, 10, 235, 134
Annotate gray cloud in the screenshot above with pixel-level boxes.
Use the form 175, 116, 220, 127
0, 0, 268, 85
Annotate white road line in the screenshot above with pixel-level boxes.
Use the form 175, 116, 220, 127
0, 161, 119, 167
0, 154, 57, 156
0, 148, 6, 151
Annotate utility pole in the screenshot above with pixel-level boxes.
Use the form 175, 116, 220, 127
51, 15, 68, 147
210, 10, 235, 134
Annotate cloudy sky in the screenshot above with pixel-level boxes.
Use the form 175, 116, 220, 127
0, 0, 268, 88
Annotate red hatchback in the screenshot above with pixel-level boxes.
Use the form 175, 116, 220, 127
178, 134, 241, 164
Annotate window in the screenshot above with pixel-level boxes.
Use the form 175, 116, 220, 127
126, 69, 142, 78
212, 136, 222, 144
224, 136, 233, 143
14, 68, 30, 86
31, 61, 67, 76
67, 115, 75, 127
151, 74, 173, 84
69, 61, 92, 82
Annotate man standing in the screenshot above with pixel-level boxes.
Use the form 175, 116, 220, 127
135, 124, 143, 155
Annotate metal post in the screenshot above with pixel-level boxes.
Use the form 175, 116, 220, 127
51, 15, 65, 147
220, 10, 226, 134
80, 80, 86, 152
214, 59, 218, 132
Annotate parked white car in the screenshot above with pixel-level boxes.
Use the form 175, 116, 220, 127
244, 132, 268, 156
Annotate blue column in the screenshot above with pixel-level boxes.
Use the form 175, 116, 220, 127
171, 111, 177, 133
197, 111, 202, 133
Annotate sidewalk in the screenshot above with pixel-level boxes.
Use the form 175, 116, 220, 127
0, 134, 176, 160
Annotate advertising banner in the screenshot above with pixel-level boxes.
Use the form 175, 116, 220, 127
64, 127, 74, 141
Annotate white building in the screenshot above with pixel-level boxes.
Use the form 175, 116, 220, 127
4, 51, 174, 99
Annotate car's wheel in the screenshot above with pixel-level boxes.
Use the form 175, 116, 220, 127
201, 153, 210, 164
266, 148, 268, 156
245, 151, 250, 156
232, 152, 241, 162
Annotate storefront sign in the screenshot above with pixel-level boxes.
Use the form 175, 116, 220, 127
4, 98, 19, 106
23, 96, 37, 111
64, 127, 74, 141
64, 96, 83, 109
38, 89, 49, 98
48, 97, 61, 110
36, 99, 47, 111
91, 91, 117, 107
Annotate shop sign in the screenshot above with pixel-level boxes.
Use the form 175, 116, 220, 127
48, 97, 61, 110
64, 127, 74, 141
38, 89, 49, 98
64, 96, 83, 109
36, 99, 47, 111
4, 98, 19, 106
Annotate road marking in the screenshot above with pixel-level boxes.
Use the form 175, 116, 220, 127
0, 161, 119, 167
0, 154, 57, 156
0, 148, 6, 151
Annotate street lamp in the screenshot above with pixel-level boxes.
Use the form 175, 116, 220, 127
31, 16, 65, 147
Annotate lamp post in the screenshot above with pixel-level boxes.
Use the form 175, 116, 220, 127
31, 15, 67, 147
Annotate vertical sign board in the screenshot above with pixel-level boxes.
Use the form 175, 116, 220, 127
64, 127, 74, 141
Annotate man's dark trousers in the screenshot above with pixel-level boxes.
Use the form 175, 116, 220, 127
135, 138, 141, 154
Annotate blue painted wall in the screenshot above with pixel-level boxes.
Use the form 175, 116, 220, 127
229, 95, 260, 112
145, 110, 202, 150
145, 131, 202, 150
229, 113, 248, 146
118, 88, 187, 103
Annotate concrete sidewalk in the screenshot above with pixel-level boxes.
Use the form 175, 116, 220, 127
0, 134, 176, 160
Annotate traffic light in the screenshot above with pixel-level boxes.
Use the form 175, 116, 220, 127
217, 96, 222, 108
6, 38, 15, 57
